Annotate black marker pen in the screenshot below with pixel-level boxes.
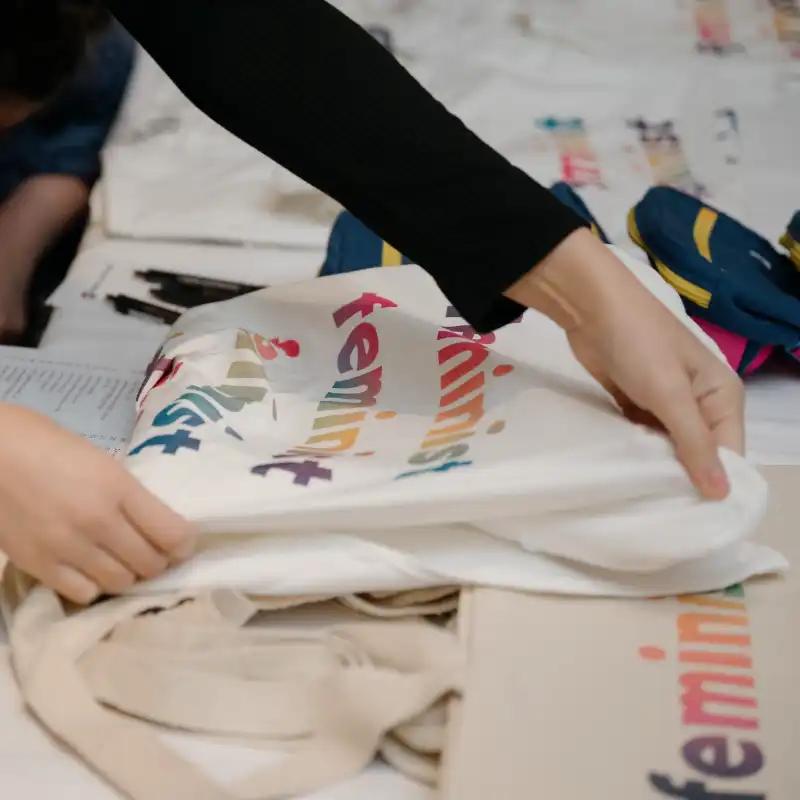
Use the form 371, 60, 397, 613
107, 294, 180, 325
135, 269, 263, 294
150, 283, 211, 309
151, 279, 254, 308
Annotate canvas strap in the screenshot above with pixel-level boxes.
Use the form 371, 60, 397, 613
2, 566, 464, 800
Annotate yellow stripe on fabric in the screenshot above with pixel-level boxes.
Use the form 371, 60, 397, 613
693, 207, 718, 262
381, 241, 403, 267
627, 207, 712, 309
655, 262, 712, 309
780, 232, 800, 269
627, 208, 645, 249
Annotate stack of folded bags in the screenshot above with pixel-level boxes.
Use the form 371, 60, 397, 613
321, 184, 800, 379
7, 183, 792, 800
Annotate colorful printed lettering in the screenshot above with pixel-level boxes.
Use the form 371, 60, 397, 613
398, 306, 513, 480
131, 330, 299, 457
693, 0, 745, 54
252, 293, 397, 481
680, 672, 758, 730
253, 335, 301, 361
649, 774, 764, 798
536, 116, 605, 188
396, 459, 473, 479
627, 117, 706, 197
217, 331, 281, 402
251, 459, 333, 486
642, 584, 766, 798
130, 385, 254, 455
128, 428, 201, 457
136, 355, 183, 411
768, 0, 800, 58
682, 737, 763, 779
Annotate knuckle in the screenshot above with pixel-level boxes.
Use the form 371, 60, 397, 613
38, 524, 82, 561
149, 521, 193, 555
67, 583, 101, 606
23, 558, 59, 590
46, 568, 99, 606
729, 376, 745, 404
644, 374, 688, 413
71, 504, 119, 541
112, 528, 170, 580
79, 510, 115, 537
135, 550, 169, 580
97, 563, 136, 594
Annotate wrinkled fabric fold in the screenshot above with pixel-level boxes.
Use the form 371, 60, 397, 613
124, 251, 785, 599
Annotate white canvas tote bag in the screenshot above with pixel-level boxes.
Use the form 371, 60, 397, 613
2, 247, 788, 800
120, 246, 787, 599
1, 569, 463, 800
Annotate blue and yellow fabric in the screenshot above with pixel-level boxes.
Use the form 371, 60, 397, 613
549, 182, 611, 244
628, 187, 800, 373
319, 211, 411, 277
781, 210, 800, 270
320, 183, 609, 278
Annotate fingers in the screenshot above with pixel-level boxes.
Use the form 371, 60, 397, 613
650, 378, 730, 500
121, 478, 196, 563
59, 501, 174, 590
10, 546, 100, 605
57, 536, 136, 595
94, 513, 170, 580
15, 517, 176, 606
29, 520, 139, 603
14, 517, 174, 606
44, 566, 99, 606
698, 372, 746, 457
712, 405, 745, 457
7, 480, 193, 605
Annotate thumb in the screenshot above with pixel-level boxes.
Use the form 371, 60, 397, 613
653, 382, 730, 500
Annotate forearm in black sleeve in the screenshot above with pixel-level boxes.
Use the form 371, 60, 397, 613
107, 0, 585, 332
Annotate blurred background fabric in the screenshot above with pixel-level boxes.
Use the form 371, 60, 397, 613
98, 0, 799, 256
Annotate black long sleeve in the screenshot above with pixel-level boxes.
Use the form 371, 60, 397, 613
107, 0, 585, 332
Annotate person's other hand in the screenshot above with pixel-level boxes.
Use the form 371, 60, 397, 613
506, 229, 744, 500
0, 405, 195, 603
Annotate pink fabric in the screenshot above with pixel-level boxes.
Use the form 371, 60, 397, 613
692, 318, 772, 375
747, 346, 773, 374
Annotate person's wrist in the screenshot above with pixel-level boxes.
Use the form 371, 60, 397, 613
504, 228, 630, 332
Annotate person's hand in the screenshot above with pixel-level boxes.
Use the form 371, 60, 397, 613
506, 229, 744, 500
0, 405, 196, 604
564, 304, 743, 499
0, 173, 92, 343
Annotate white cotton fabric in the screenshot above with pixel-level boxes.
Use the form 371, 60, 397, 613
101, 1, 800, 253
102, 51, 338, 249
0, 576, 464, 800
122, 246, 787, 599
